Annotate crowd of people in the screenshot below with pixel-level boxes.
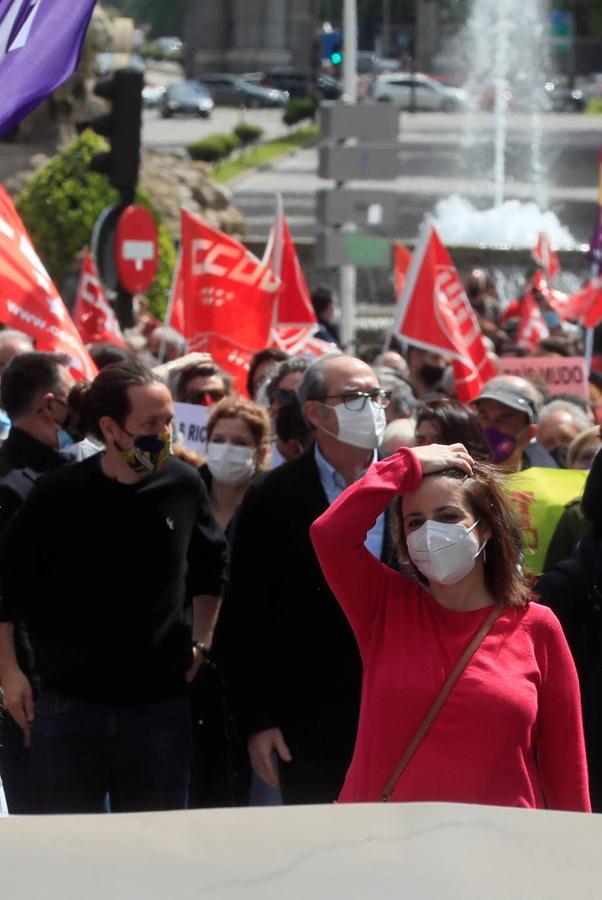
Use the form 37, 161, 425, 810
1, 263, 602, 818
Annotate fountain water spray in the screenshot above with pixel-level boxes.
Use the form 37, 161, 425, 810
435, 0, 574, 247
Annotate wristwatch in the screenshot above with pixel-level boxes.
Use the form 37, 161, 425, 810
192, 640, 209, 657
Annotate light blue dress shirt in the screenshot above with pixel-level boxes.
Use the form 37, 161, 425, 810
314, 442, 385, 560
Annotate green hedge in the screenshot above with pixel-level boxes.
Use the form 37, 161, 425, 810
233, 123, 264, 145
16, 130, 176, 320
187, 131, 241, 162
283, 97, 316, 127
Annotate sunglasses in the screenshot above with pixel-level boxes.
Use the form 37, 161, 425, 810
184, 390, 226, 407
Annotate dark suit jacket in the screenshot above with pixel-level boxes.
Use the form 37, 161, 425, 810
225, 447, 379, 759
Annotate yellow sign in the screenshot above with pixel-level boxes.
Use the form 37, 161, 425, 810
505, 467, 588, 575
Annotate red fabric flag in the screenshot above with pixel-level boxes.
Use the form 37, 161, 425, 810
565, 279, 602, 328
0, 186, 96, 381
393, 224, 496, 403
74, 250, 126, 348
180, 210, 279, 395
164, 252, 185, 334
530, 270, 570, 319
532, 232, 560, 279
516, 288, 549, 351
263, 198, 317, 355
393, 241, 412, 300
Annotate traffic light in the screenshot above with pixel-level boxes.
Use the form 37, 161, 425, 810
89, 68, 143, 205
330, 40, 343, 67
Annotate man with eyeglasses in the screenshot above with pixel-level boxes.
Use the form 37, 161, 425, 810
226, 354, 394, 805
0, 351, 75, 813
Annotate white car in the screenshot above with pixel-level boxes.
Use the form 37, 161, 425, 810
372, 73, 469, 111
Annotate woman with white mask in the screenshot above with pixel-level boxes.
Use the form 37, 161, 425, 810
310, 443, 590, 811
202, 398, 270, 534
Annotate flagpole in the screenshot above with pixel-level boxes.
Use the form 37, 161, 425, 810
586, 148, 602, 375
339, 0, 358, 353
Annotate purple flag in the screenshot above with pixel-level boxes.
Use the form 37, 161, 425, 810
0, 0, 97, 135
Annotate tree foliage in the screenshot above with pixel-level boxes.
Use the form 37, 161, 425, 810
103, 0, 188, 38
16, 131, 176, 319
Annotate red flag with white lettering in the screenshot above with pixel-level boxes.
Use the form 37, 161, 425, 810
263, 197, 317, 355
393, 223, 496, 402
0, 186, 96, 381
180, 210, 279, 394
164, 251, 185, 334
565, 278, 602, 328
74, 250, 126, 348
532, 232, 560, 279
516, 288, 549, 350
393, 241, 412, 300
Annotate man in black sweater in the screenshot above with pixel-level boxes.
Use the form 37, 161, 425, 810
0, 361, 227, 814
0, 351, 75, 813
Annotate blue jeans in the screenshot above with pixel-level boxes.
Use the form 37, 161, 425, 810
29, 691, 192, 814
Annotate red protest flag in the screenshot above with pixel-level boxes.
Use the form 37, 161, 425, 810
393, 223, 496, 403
74, 250, 126, 348
0, 186, 96, 381
263, 196, 317, 355
393, 241, 412, 300
516, 288, 549, 351
180, 210, 280, 394
565, 278, 602, 328
164, 251, 185, 334
532, 232, 560, 279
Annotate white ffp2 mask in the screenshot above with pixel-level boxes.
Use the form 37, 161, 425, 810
206, 442, 256, 486
320, 401, 386, 450
406, 520, 485, 585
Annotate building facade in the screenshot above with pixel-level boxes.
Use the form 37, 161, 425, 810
184, 0, 320, 76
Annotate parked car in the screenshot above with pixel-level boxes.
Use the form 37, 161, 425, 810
261, 68, 342, 101
544, 81, 586, 112
372, 73, 469, 111
142, 84, 166, 109
160, 81, 214, 118
198, 74, 287, 108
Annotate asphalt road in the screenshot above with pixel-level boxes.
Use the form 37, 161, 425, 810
142, 106, 288, 152
227, 110, 602, 245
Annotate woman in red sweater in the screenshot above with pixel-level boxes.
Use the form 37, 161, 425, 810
310, 443, 590, 811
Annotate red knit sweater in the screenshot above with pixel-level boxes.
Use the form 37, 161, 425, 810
310, 448, 591, 811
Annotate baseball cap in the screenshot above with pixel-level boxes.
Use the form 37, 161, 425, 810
475, 382, 538, 424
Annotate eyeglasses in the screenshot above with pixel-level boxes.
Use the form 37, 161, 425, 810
184, 390, 226, 407
321, 389, 392, 411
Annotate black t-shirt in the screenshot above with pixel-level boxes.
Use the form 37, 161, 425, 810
0, 454, 228, 704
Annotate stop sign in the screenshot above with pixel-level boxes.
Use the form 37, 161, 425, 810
115, 205, 158, 293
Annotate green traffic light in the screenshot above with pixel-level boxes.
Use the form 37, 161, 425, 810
331, 51, 343, 65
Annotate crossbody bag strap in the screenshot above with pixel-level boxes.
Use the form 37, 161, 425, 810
381, 604, 501, 802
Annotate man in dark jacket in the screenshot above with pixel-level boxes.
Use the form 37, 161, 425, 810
226, 354, 391, 804
0, 351, 75, 812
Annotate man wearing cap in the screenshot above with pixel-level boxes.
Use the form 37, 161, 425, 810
475, 375, 558, 472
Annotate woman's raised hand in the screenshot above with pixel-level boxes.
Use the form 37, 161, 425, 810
411, 442, 474, 477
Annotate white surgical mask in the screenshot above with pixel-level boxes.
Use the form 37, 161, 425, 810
320, 401, 386, 450
206, 442, 256, 486
406, 519, 486, 586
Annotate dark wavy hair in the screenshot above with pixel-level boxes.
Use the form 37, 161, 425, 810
416, 399, 491, 461
394, 463, 529, 609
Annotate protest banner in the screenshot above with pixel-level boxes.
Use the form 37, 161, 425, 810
498, 356, 588, 400
505, 467, 588, 575
173, 402, 209, 457
0, 186, 96, 380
